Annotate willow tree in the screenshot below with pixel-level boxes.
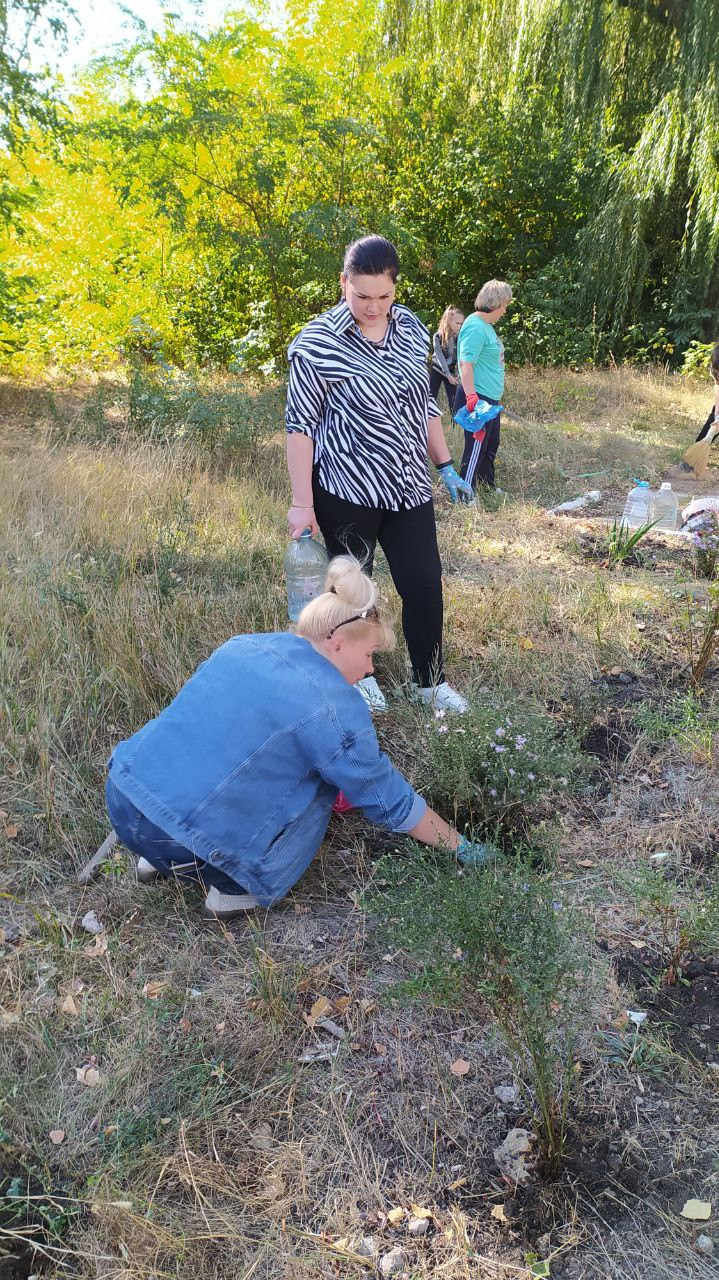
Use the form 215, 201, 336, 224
383, 0, 719, 340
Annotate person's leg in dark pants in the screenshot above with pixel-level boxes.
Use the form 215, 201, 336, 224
106, 776, 245, 892
430, 369, 457, 421
476, 412, 501, 488
312, 482, 382, 572
376, 501, 444, 688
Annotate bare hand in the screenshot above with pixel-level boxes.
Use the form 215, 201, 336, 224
449, 375, 459, 386
288, 505, 319, 538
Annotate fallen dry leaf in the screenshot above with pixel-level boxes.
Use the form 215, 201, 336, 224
447, 1177, 467, 1190
387, 1207, 405, 1226
576, 859, 595, 868
49, 1129, 65, 1145
490, 1203, 509, 1223
0, 1010, 20, 1027
303, 995, 333, 1028
409, 1204, 433, 1220
178, 1016, 192, 1033
75, 1064, 101, 1087
450, 1058, 471, 1077
84, 933, 108, 958
680, 1199, 712, 1221
629, 939, 647, 951
519, 637, 535, 651
59, 993, 78, 1017
142, 979, 169, 1000
3, 824, 19, 839
335, 995, 351, 1013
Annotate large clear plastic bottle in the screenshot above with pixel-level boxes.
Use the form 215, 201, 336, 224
652, 481, 679, 532
284, 530, 329, 622
622, 480, 655, 529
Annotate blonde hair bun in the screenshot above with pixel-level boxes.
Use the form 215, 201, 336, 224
324, 555, 377, 611
295, 555, 395, 652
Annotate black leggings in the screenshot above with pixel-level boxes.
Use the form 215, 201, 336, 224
429, 368, 458, 419
312, 483, 444, 687
454, 384, 502, 489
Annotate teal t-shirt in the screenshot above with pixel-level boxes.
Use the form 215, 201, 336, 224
457, 314, 505, 400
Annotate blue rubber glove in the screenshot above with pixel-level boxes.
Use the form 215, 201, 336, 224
437, 461, 474, 504
456, 835, 501, 867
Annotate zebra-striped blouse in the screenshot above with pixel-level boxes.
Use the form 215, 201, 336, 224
286, 299, 442, 510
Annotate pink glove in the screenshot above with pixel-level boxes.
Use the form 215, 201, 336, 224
466, 392, 479, 413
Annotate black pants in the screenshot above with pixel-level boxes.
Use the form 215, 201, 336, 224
429, 368, 458, 419
454, 384, 502, 489
312, 482, 444, 687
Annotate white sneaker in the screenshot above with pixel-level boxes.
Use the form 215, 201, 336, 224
356, 675, 388, 712
136, 856, 160, 883
415, 681, 469, 713
202, 885, 260, 920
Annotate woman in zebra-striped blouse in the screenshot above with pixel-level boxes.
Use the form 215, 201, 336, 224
285, 235, 472, 714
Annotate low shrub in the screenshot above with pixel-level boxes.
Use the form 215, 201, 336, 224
385, 693, 581, 846
373, 851, 600, 1173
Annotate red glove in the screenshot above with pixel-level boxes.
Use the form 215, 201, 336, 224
332, 791, 355, 814
466, 392, 479, 413
472, 427, 486, 443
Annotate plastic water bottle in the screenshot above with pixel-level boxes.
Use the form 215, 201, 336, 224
652, 482, 679, 532
284, 530, 329, 622
622, 480, 655, 529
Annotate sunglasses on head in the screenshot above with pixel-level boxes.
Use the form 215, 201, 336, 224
327, 605, 379, 639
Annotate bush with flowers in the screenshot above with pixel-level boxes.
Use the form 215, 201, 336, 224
390, 693, 581, 846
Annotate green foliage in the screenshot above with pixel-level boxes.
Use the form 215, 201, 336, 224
617, 861, 719, 985
1, 2, 718, 371
374, 850, 599, 1171
606, 518, 658, 568
393, 693, 580, 845
633, 691, 718, 758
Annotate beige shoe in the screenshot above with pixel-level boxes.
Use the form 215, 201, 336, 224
202, 885, 260, 920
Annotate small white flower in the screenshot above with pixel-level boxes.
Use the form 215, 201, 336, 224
527, 772, 535, 781
515, 735, 527, 749
434, 708, 446, 719
437, 724, 449, 734
495, 727, 505, 738
494, 744, 506, 753
509, 768, 515, 776
490, 788, 497, 797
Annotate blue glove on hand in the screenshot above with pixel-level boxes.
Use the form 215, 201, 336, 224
437, 462, 474, 504
456, 835, 501, 867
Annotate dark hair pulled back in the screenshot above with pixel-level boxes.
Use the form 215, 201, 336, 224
343, 235, 399, 282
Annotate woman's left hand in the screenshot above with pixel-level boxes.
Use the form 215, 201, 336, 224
438, 463, 474, 504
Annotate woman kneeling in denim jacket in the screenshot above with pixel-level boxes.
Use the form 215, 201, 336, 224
106, 556, 493, 920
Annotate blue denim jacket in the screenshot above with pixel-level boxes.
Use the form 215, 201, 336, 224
108, 633, 425, 905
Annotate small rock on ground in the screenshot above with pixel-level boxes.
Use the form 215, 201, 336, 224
407, 1217, 429, 1236
493, 1084, 519, 1105
379, 1246, 405, 1276
696, 1235, 714, 1256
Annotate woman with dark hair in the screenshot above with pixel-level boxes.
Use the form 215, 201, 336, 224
285, 235, 472, 714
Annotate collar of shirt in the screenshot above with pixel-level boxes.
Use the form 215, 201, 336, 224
327, 298, 403, 339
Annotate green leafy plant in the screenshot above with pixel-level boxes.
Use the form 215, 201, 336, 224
388, 694, 580, 847
617, 862, 719, 986
373, 851, 599, 1174
606, 518, 657, 568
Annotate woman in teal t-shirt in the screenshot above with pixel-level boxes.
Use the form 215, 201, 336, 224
455, 279, 513, 490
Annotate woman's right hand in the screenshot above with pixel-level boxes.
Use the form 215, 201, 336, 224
287, 505, 320, 538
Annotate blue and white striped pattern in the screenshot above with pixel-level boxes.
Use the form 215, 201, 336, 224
286, 299, 441, 510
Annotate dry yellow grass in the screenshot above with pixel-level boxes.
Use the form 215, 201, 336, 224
1, 366, 718, 1280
